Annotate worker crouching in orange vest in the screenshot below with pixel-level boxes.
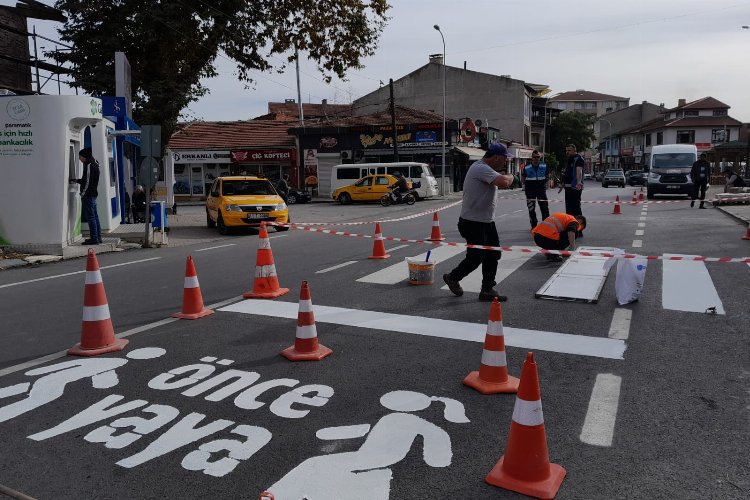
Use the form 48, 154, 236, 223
531, 212, 587, 262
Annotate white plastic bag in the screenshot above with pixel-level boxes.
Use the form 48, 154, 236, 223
615, 257, 648, 305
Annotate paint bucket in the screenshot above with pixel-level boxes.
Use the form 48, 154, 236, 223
406, 257, 436, 285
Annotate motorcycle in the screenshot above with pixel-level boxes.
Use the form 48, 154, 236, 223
380, 187, 417, 206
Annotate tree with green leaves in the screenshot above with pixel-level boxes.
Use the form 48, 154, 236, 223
546, 111, 596, 175
49, 0, 390, 143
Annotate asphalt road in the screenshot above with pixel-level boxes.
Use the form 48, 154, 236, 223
0, 186, 748, 500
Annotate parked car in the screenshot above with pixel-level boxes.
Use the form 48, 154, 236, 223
584, 172, 594, 181
602, 169, 626, 188
205, 175, 289, 234
286, 188, 311, 205
332, 174, 398, 204
627, 171, 647, 186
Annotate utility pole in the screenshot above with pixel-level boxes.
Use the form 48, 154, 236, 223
389, 79, 399, 162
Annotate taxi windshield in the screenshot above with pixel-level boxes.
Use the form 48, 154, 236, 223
222, 180, 274, 196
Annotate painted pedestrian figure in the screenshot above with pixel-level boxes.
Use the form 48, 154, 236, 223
266, 390, 470, 499
0, 348, 166, 424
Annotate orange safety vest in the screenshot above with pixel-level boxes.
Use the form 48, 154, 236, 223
532, 212, 578, 240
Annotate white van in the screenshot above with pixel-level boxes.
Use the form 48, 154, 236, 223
330, 162, 439, 199
646, 144, 698, 199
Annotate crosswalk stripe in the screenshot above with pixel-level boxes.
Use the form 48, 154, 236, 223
440, 248, 535, 293
219, 300, 627, 359
662, 254, 725, 314
355, 245, 464, 285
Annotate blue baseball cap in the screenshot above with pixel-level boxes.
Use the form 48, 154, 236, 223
485, 143, 513, 158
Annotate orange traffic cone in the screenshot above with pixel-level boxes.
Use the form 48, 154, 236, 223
612, 195, 621, 215
427, 211, 446, 241
280, 281, 332, 361
638, 187, 644, 201
485, 352, 566, 499
631, 190, 638, 204
464, 298, 519, 394
368, 222, 390, 259
172, 256, 214, 319
68, 249, 128, 356
259, 493, 274, 500
742, 223, 750, 240
243, 222, 289, 299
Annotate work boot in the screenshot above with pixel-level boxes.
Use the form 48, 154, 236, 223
699, 202, 706, 209
545, 254, 563, 262
690, 200, 695, 208
443, 274, 463, 297
479, 288, 507, 302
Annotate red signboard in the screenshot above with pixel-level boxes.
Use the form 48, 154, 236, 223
620, 147, 633, 156
231, 148, 295, 163
695, 143, 711, 151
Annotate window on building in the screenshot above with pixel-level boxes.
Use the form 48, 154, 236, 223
713, 110, 728, 116
711, 129, 729, 143
676, 130, 695, 144
645, 133, 652, 146
586, 102, 596, 109
656, 132, 663, 145
531, 132, 541, 147
684, 110, 699, 117
556, 102, 567, 110
574, 102, 583, 110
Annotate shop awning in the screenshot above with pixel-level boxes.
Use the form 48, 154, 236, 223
453, 146, 484, 160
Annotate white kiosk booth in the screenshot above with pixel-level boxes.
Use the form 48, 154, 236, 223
0, 95, 121, 255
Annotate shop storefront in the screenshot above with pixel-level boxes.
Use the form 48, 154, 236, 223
229, 148, 297, 187
170, 150, 231, 200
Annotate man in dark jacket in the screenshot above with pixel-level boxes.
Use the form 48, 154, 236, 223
690, 153, 710, 208
276, 174, 290, 203
69, 147, 102, 244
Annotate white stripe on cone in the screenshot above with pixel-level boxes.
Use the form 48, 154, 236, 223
296, 323, 317, 339
82, 304, 111, 322
259, 238, 271, 249
184, 276, 200, 288
255, 264, 278, 278
486, 320, 503, 336
511, 397, 544, 427
84, 271, 103, 285
298, 299, 313, 313
481, 349, 507, 367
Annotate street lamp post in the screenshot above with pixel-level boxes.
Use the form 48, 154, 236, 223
597, 118, 613, 170
434, 24, 446, 196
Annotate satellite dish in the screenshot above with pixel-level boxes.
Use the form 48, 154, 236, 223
474, 119, 482, 127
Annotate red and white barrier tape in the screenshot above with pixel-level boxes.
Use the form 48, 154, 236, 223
268, 222, 750, 263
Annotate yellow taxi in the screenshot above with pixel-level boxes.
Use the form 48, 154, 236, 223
331, 174, 398, 204
206, 176, 289, 234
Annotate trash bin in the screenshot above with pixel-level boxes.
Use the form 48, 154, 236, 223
150, 201, 168, 230
406, 257, 436, 285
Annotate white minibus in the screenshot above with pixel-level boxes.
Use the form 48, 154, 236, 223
646, 144, 697, 199
330, 162, 439, 199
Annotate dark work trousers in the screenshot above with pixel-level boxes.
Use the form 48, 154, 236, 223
534, 232, 569, 251
525, 187, 549, 228
564, 187, 583, 216
448, 217, 501, 291
692, 181, 708, 203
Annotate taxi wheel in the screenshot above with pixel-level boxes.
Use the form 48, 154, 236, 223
206, 210, 215, 228
338, 193, 351, 205
217, 214, 229, 235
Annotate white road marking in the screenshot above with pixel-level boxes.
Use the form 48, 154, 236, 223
637, 223, 646, 228
662, 255, 725, 314
316, 261, 358, 274
0, 295, 245, 379
440, 248, 535, 294
356, 245, 464, 285
580, 373, 622, 447
639, 216, 647, 221
195, 244, 236, 252
632, 240, 642, 248
387, 244, 410, 252
635, 230, 644, 236
0, 257, 161, 289
607, 308, 632, 340
220, 300, 627, 359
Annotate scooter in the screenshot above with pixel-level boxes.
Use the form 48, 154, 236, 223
380, 187, 417, 206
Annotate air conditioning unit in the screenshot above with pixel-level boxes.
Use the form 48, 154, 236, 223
340, 150, 352, 160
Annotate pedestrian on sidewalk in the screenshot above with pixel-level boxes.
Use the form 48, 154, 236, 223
69, 147, 102, 245
443, 143, 514, 302
531, 212, 586, 262
723, 166, 746, 192
521, 149, 550, 229
558, 144, 585, 236
690, 153, 710, 208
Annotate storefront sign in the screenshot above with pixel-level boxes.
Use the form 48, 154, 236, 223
172, 150, 231, 164
304, 149, 318, 186
231, 149, 293, 163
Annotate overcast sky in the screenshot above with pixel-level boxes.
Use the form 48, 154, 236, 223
8, 0, 750, 123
